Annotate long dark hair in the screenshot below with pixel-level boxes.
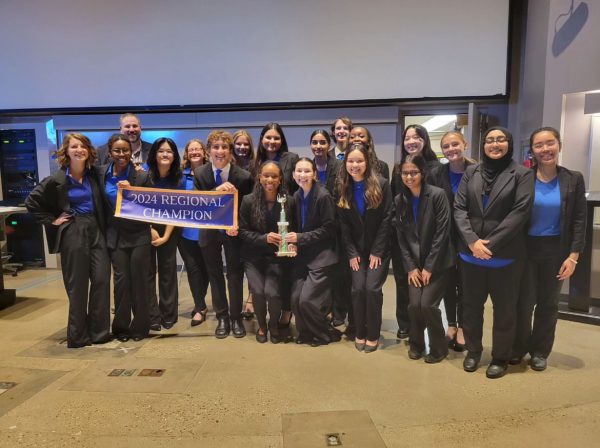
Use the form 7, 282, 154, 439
401, 124, 438, 161
251, 161, 288, 233
337, 142, 382, 210
253, 123, 289, 176
396, 154, 427, 223
147, 137, 183, 187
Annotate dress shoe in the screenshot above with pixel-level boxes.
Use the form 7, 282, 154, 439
116, 335, 129, 343
408, 349, 423, 360
270, 332, 281, 344
486, 360, 508, 379
424, 352, 448, 364
295, 334, 309, 344
162, 321, 175, 330
149, 323, 161, 332
364, 342, 379, 353
132, 336, 145, 342
463, 352, 482, 372
310, 337, 329, 347
354, 341, 365, 352
332, 318, 345, 327
397, 328, 409, 340
509, 356, 523, 365
191, 309, 208, 327
67, 341, 92, 349
328, 328, 342, 343
231, 319, 246, 338
530, 355, 547, 371
255, 330, 268, 344
215, 318, 231, 339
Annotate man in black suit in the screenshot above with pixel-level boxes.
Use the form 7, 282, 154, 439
96, 113, 153, 166
193, 130, 253, 339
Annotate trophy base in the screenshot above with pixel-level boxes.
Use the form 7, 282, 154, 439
276, 250, 296, 257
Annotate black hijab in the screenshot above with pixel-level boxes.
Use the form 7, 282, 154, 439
481, 126, 514, 195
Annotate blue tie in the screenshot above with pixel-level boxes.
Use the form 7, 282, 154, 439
215, 169, 223, 186
336, 153, 344, 161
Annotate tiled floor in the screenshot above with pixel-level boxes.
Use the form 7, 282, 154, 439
0, 268, 599, 447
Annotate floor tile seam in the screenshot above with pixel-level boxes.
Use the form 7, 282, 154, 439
12, 273, 63, 292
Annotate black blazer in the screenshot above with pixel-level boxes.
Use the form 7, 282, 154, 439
291, 183, 338, 269
96, 140, 152, 166
239, 193, 294, 262
531, 165, 587, 258
327, 149, 389, 181
25, 166, 107, 254
337, 177, 394, 260
97, 163, 152, 250
395, 184, 454, 273
277, 151, 300, 194
315, 154, 342, 196
193, 163, 253, 247
454, 160, 534, 259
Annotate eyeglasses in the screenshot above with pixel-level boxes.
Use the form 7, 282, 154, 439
484, 136, 508, 144
401, 170, 421, 178
532, 140, 558, 150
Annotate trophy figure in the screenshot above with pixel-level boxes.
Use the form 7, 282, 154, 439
276, 194, 296, 257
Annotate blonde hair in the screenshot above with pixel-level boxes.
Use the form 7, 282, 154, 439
182, 139, 209, 169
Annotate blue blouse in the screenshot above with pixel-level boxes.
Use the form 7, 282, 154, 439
299, 187, 313, 230
66, 168, 95, 215
181, 168, 201, 241
529, 177, 561, 236
104, 163, 130, 210
353, 181, 366, 216
411, 196, 420, 224
449, 170, 463, 194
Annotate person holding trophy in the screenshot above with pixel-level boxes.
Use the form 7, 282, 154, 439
239, 161, 295, 344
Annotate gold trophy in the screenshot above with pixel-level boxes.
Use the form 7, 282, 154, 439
275, 194, 296, 257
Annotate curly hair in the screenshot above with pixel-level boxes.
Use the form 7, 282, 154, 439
56, 133, 97, 168
182, 139, 209, 169
250, 161, 288, 233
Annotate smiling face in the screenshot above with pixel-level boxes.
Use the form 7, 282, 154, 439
333, 119, 350, 145
156, 141, 175, 170
109, 139, 132, 170
310, 132, 330, 158
440, 133, 466, 163
346, 149, 367, 181
483, 130, 509, 160
259, 163, 282, 196
349, 127, 369, 145
293, 160, 316, 190
209, 139, 232, 169
66, 137, 90, 165
262, 129, 282, 158
234, 135, 251, 159
400, 161, 422, 190
403, 127, 424, 155
531, 130, 560, 167
186, 141, 206, 167
120, 116, 142, 145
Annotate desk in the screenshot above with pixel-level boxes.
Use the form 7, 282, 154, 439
559, 191, 600, 325
0, 206, 27, 309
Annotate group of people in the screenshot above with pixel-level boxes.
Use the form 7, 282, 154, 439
25, 113, 587, 379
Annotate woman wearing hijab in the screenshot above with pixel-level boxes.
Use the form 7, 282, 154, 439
454, 126, 534, 379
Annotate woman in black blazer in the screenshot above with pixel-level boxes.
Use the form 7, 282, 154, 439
337, 143, 394, 353
239, 161, 293, 344
428, 131, 475, 351
512, 127, 587, 371
390, 124, 441, 340
25, 133, 111, 348
454, 126, 534, 379
395, 155, 454, 363
287, 157, 338, 346
98, 134, 152, 342
310, 129, 342, 196
348, 126, 390, 180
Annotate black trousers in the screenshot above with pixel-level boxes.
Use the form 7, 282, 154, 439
148, 226, 179, 326
280, 261, 293, 313
178, 237, 209, 313
60, 215, 110, 347
514, 236, 563, 359
331, 260, 353, 325
391, 238, 410, 331
351, 255, 391, 342
460, 259, 524, 361
244, 259, 282, 331
202, 233, 244, 320
442, 261, 463, 327
292, 264, 333, 341
110, 244, 150, 338
408, 269, 449, 357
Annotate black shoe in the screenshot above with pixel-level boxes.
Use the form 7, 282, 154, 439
364, 342, 378, 353
67, 341, 92, 349
332, 318, 345, 327
215, 318, 231, 339
150, 323, 161, 332
530, 355, 547, 371
255, 330, 268, 344
397, 328, 409, 339
295, 334, 309, 345
328, 328, 342, 343
408, 349, 423, 360
116, 335, 129, 343
486, 360, 508, 379
424, 352, 448, 364
463, 352, 481, 372
509, 356, 523, 365
191, 309, 208, 327
162, 321, 175, 330
270, 332, 281, 344
354, 341, 365, 352
310, 337, 329, 347
132, 335, 145, 342
231, 319, 246, 338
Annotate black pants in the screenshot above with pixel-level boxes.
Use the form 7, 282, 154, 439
292, 265, 333, 342
460, 259, 524, 361
331, 260, 353, 323
110, 244, 150, 338
148, 226, 179, 326
351, 255, 390, 342
244, 259, 282, 331
202, 233, 244, 320
514, 236, 563, 359
442, 261, 463, 327
391, 237, 410, 331
60, 215, 110, 347
408, 269, 449, 357
178, 237, 209, 313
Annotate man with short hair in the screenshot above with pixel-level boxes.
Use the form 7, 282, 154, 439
96, 113, 152, 166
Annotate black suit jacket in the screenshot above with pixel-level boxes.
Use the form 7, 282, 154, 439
314, 154, 342, 196
96, 140, 152, 166
395, 184, 454, 273
337, 177, 394, 260
25, 166, 107, 254
97, 163, 152, 250
291, 183, 338, 269
193, 163, 253, 247
327, 149, 389, 181
277, 151, 300, 194
454, 160, 534, 259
